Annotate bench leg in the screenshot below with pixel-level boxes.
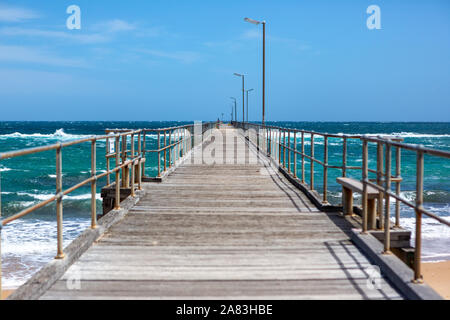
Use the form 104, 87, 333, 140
368, 198, 376, 229
343, 187, 353, 216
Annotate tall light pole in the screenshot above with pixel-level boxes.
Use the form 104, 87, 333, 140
230, 97, 237, 122
233, 73, 245, 123
244, 17, 266, 125
246, 88, 254, 123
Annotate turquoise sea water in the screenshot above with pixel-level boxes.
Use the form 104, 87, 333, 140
0, 121, 449, 288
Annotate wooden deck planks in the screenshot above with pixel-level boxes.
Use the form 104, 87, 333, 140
40, 127, 402, 300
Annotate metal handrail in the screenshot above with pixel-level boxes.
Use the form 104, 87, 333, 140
360, 135, 450, 282
234, 121, 450, 283
0, 123, 216, 296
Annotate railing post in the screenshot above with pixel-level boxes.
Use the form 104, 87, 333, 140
115, 137, 120, 210
278, 129, 281, 165
137, 132, 142, 190
142, 131, 146, 178
91, 140, 98, 229
413, 149, 424, 283
169, 130, 172, 168
130, 134, 135, 197
164, 131, 167, 172
395, 146, 401, 228
106, 135, 110, 185
342, 137, 347, 178
377, 142, 384, 230
283, 131, 286, 168
310, 134, 314, 190
362, 138, 369, 233
55, 145, 65, 259
323, 136, 328, 203
157, 131, 161, 177
121, 134, 127, 188
301, 131, 305, 183
294, 132, 297, 178
287, 131, 291, 173
384, 142, 392, 254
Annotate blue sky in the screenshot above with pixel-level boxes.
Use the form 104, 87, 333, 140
0, 0, 449, 121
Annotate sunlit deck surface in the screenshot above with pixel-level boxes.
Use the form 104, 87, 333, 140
40, 127, 402, 300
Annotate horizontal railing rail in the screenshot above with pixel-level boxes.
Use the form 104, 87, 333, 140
233, 121, 450, 283
0, 122, 216, 297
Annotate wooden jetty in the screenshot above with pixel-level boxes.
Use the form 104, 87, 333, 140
40, 127, 401, 299
2, 123, 447, 300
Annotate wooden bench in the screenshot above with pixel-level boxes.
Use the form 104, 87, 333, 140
336, 177, 379, 220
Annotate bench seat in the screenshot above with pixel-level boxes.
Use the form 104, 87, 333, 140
336, 177, 380, 220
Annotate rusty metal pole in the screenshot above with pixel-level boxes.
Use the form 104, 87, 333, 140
55, 145, 64, 259
114, 137, 120, 210
91, 140, 98, 229
106, 136, 110, 185
142, 131, 147, 178
130, 134, 135, 197
138, 132, 142, 190
288, 131, 291, 173
323, 136, 328, 203
413, 150, 424, 283
169, 131, 172, 168
384, 142, 392, 254
342, 137, 347, 178
301, 131, 305, 183
377, 142, 384, 230
157, 131, 161, 177
310, 134, 315, 190
294, 132, 297, 178
362, 139, 369, 233
395, 146, 401, 228
164, 131, 167, 172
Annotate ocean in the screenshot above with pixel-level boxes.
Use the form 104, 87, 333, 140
0, 121, 449, 289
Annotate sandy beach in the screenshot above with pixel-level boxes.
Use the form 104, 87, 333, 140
423, 261, 450, 300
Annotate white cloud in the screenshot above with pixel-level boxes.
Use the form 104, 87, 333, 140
0, 27, 110, 44
139, 49, 201, 64
0, 4, 39, 22
94, 19, 136, 32
0, 44, 87, 68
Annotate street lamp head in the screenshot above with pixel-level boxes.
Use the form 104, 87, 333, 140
247, 88, 254, 92
233, 73, 243, 77
230, 97, 236, 100
244, 17, 261, 25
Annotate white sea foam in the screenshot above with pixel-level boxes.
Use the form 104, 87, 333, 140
0, 129, 94, 141
16, 192, 101, 201
1, 217, 91, 288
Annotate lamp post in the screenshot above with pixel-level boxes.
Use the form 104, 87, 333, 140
230, 97, 237, 123
233, 73, 245, 123
246, 88, 254, 123
244, 17, 266, 125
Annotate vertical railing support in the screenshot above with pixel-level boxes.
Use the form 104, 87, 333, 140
293, 132, 297, 178
413, 149, 424, 283
114, 137, 120, 210
362, 138, 369, 233
377, 142, 384, 230
91, 140, 98, 229
301, 131, 305, 183
323, 136, 328, 203
142, 131, 147, 178
55, 145, 65, 259
106, 136, 110, 185
137, 132, 142, 190
157, 131, 161, 177
287, 131, 291, 173
383, 142, 392, 254
130, 134, 135, 197
395, 146, 401, 228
